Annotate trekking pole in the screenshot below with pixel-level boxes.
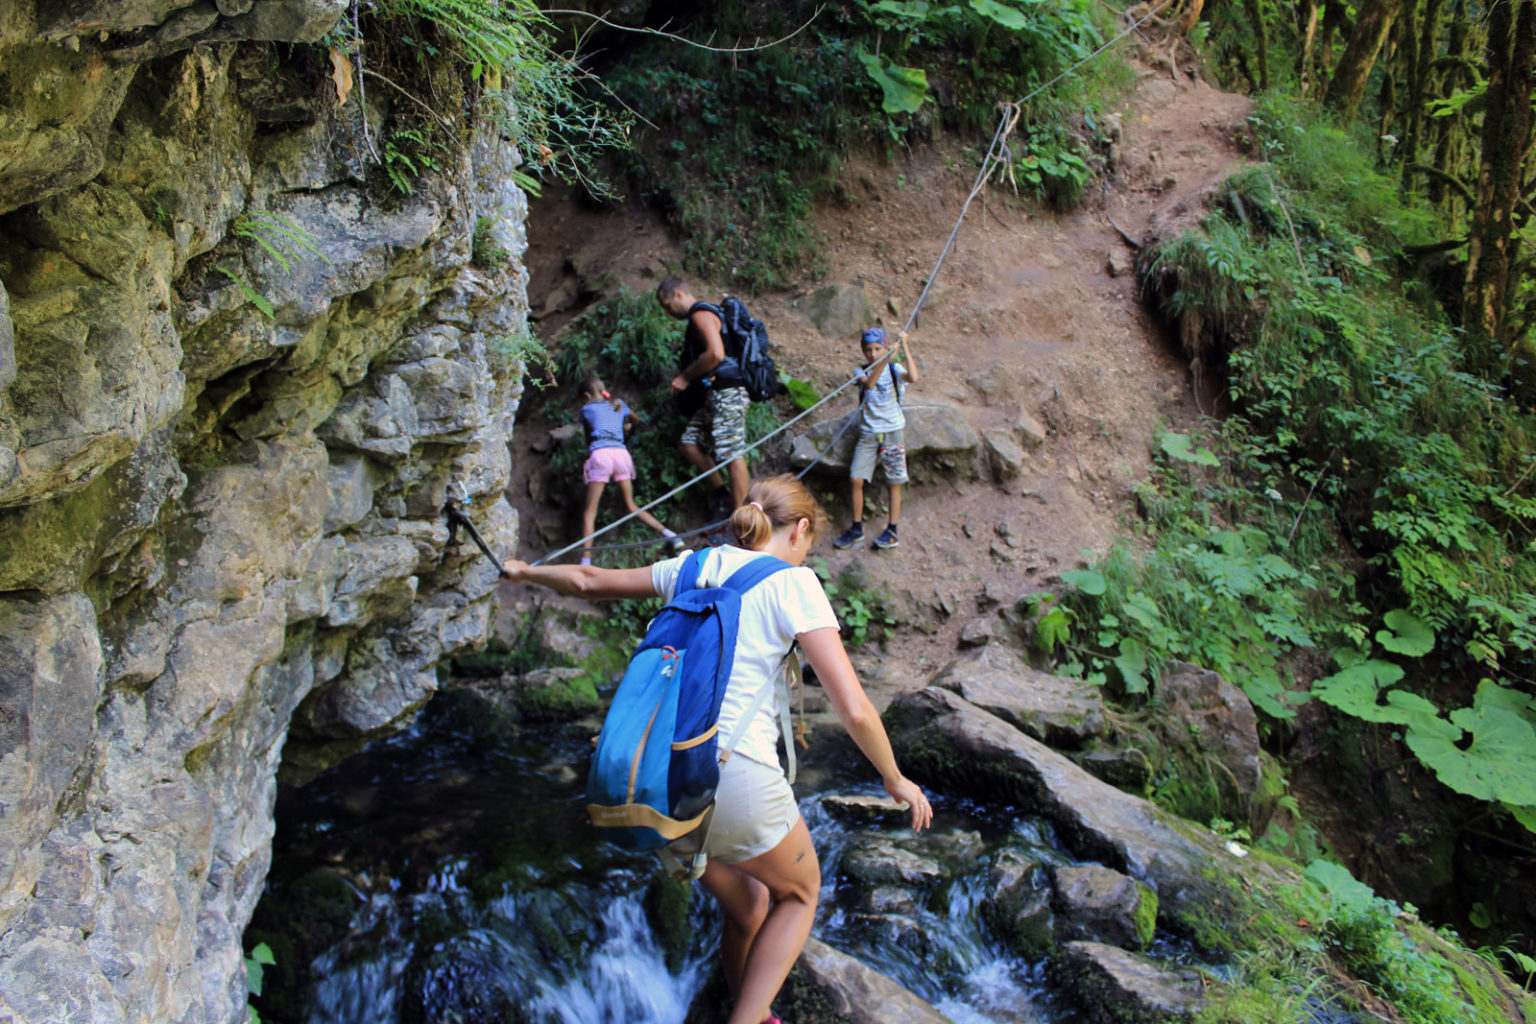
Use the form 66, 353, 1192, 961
443, 485, 513, 579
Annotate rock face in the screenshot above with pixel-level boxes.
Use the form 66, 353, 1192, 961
0, 6, 528, 1022
930, 646, 1106, 748
791, 403, 980, 481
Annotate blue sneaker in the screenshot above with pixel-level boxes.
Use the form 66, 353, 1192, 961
873, 526, 900, 549
833, 525, 864, 550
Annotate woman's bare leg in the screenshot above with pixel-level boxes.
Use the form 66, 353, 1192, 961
581, 481, 605, 560
701, 819, 821, 1024
616, 479, 670, 536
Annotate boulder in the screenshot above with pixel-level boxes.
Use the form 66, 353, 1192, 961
790, 403, 979, 482
1014, 406, 1048, 449
777, 937, 956, 1024
883, 687, 1301, 951
980, 848, 1055, 959
1051, 863, 1158, 949
969, 361, 1011, 403
1150, 662, 1266, 829
984, 429, 1028, 481
801, 282, 871, 339
1053, 942, 1203, 1022
957, 618, 994, 648
929, 646, 1105, 748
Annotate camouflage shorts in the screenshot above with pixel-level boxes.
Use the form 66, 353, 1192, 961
849, 428, 908, 484
680, 385, 750, 465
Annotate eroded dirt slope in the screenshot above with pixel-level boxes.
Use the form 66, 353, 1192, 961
504, 67, 1251, 685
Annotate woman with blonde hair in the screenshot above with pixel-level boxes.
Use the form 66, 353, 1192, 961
503, 473, 932, 1024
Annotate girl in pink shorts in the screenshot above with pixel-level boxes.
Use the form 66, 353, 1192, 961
577, 376, 682, 565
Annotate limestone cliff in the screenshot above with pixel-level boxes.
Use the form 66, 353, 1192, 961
0, 3, 526, 1020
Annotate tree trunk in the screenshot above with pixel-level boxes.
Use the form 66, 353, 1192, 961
1325, 0, 1405, 120
1400, 0, 1447, 185
1428, 1, 1472, 207
1242, 0, 1271, 90
1316, 0, 1352, 95
1463, 0, 1536, 368
1298, 0, 1322, 97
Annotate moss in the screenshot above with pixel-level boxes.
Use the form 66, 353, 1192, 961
1132, 882, 1159, 947
515, 672, 600, 721
644, 871, 694, 973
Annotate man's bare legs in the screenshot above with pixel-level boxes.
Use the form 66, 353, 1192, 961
680, 442, 727, 491
699, 818, 820, 1024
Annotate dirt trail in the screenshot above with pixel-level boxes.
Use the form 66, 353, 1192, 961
505, 67, 1252, 688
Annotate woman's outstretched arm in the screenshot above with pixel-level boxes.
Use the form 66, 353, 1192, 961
503, 560, 657, 601
796, 627, 932, 831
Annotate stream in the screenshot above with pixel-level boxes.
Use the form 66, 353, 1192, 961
254, 688, 1120, 1023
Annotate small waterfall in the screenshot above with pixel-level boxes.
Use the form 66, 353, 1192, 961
256, 691, 1128, 1023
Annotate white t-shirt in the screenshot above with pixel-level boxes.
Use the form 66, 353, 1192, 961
650, 545, 839, 768
860, 362, 908, 433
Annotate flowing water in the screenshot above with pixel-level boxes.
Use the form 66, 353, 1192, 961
255, 689, 1106, 1023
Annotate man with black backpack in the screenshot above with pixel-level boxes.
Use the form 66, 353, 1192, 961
657, 276, 752, 514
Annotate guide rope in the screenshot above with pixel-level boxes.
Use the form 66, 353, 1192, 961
493, 1, 1177, 567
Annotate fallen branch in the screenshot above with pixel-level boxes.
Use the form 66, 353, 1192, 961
1106, 211, 1142, 250
541, 7, 824, 53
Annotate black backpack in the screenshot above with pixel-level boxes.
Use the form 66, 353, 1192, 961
690, 298, 783, 402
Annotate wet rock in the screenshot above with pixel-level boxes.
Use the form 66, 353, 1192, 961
984, 429, 1028, 481
857, 886, 920, 915
791, 403, 979, 482
1052, 863, 1158, 949
777, 936, 955, 1024
958, 618, 994, 648
929, 645, 1105, 748
841, 840, 945, 889
981, 848, 1055, 959
820, 793, 912, 827
1053, 941, 1203, 1022
510, 667, 601, 721
801, 282, 871, 339
883, 687, 1300, 949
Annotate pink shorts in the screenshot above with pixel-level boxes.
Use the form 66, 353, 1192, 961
583, 447, 635, 484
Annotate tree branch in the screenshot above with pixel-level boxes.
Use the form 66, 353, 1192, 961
541, 7, 824, 53
1405, 162, 1477, 205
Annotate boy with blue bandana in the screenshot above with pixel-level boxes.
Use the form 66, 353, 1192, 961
833, 327, 921, 550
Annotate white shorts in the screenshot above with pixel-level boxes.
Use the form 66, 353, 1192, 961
666, 755, 798, 865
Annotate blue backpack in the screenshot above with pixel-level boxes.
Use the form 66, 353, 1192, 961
586, 550, 794, 854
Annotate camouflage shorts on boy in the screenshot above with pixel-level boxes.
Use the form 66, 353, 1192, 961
680, 385, 750, 464
849, 428, 908, 484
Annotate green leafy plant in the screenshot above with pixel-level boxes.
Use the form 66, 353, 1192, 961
812, 558, 897, 646
472, 214, 511, 268
245, 941, 275, 1023
230, 213, 325, 271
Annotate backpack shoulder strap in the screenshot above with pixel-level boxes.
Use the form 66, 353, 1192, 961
689, 301, 723, 320
674, 549, 710, 595
719, 554, 794, 595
